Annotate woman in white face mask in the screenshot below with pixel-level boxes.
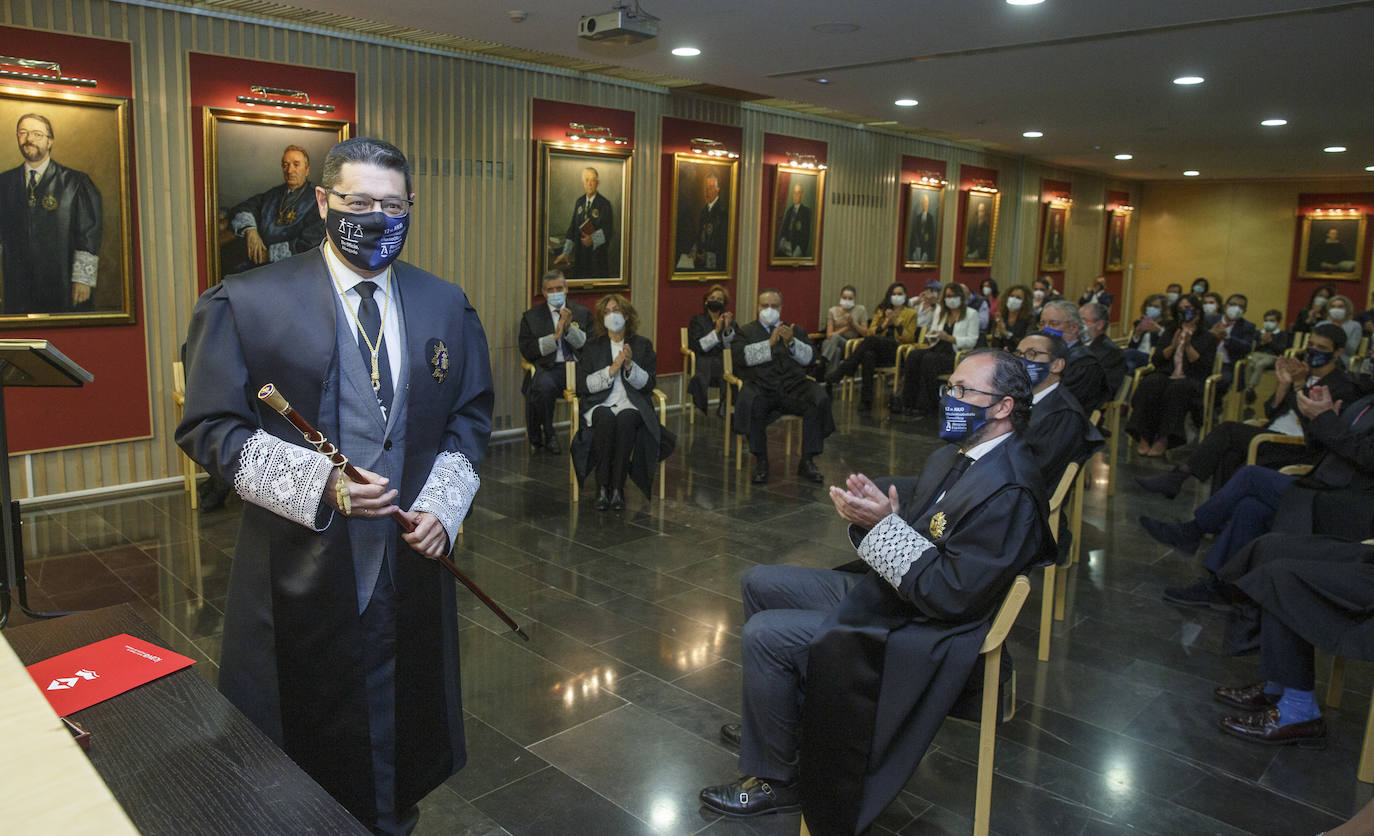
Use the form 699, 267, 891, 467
896, 282, 979, 418
571, 294, 674, 511
824, 282, 918, 411
990, 284, 1033, 350
821, 284, 870, 373
1294, 283, 1337, 335
1326, 294, 1362, 351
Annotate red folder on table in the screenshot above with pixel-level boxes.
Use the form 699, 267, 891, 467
25, 634, 195, 716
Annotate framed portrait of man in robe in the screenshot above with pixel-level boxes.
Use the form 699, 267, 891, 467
1297, 212, 1365, 280
960, 190, 999, 269
902, 183, 943, 269
534, 141, 631, 293
1104, 209, 1128, 272
670, 153, 738, 282
0, 85, 135, 326
1039, 202, 1069, 273
203, 108, 350, 287
769, 165, 824, 267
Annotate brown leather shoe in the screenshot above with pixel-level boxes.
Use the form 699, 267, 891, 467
1213, 682, 1279, 712
1219, 707, 1326, 745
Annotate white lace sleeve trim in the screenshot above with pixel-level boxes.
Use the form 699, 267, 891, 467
789, 338, 813, 366
411, 451, 480, 549
232, 429, 334, 530
586, 367, 613, 393
857, 513, 935, 592
744, 340, 772, 367
231, 211, 256, 235
537, 333, 558, 358
624, 362, 650, 390
268, 241, 292, 262
565, 325, 587, 349
72, 251, 98, 287
698, 329, 720, 352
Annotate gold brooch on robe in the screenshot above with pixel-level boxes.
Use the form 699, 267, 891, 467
929, 511, 947, 539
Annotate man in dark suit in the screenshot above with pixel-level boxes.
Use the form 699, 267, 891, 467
1137, 324, 1358, 498
517, 269, 592, 454
964, 199, 991, 261
1018, 332, 1103, 489
1080, 301, 1126, 394
731, 288, 832, 484
775, 182, 812, 258
1141, 382, 1374, 609
1038, 299, 1112, 412
908, 190, 937, 262
1207, 293, 1259, 397
553, 166, 614, 279
690, 174, 728, 271
699, 350, 1054, 832
1077, 277, 1115, 317
178, 137, 494, 834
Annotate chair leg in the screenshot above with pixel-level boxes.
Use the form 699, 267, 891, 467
1053, 562, 1068, 622
1038, 566, 1054, 662
800, 816, 812, 836
569, 452, 578, 502
723, 390, 732, 465
659, 460, 666, 499
1069, 479, 1084, 566
1327, 656, 1346, 708
1107, 411, 1120, 497
974, 645, 1002, 836
183, 452, 198, 510
736, 435, 743, 470
786, 420, 794, 458
1359, 689, 1374, 783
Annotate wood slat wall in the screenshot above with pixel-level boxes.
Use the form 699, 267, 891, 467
2, 0, 1139, 498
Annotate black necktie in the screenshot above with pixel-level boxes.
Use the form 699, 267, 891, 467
355, 280, 393, 417
919, 454, 972, 517
27, 169, 37, 206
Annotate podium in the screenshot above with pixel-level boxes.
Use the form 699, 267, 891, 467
0, 340, 93, 629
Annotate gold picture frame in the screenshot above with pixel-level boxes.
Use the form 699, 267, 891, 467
960, 190, 1000, 268
1105, 209, 1129, 272
769, 164, 824, 267
670, 152, 739, 282
1297, 211, 1366, 280
203, 107, 350, 287
902, 182, 943, 269
1039, 201, 1070, 273
0, 84, 136, 326
534, 141, 632, 293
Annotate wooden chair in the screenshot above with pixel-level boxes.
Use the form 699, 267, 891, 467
1201, 352, 1227, 437
1321, 540, 1374, 782
563, 362, 668, 501
172, 361, 197, 509
799, 575, 1033, 836
1245, 431, 1307, 467
679, 327, 695, 426
1038, 461, 1079, 662
1102, 374, 1133, 496
841, 331, 909, 404
522, 357, 576, 445
723, 349, 742, 464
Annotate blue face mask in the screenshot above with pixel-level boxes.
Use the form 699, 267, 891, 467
546, 291, 567, 309
1180, 308, 1196, 322
939, 391, 993, 442
1041, 326, 1063, 339
1305, 348, 1333, 368
1019, 357, 1050, 385
1144, 306, 1162, 319
326, 208, 408, 272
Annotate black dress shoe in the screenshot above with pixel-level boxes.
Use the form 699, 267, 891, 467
1135, 468, 1188, 499
719, 723, 742, 747
1219, 707, 1326, 745
797, 458, 823, 483
1139, 515, 1202, 554
610, 488, 626, 511
1214, 681, 1280, 712
752, 458, 769, 484
544, 435, 561, 455
1162, 575, 1234, 611
699, 776, 801, 818
594, 487, 610, 511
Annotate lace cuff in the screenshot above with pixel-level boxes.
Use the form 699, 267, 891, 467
591, 229, 606, 248
268, 241, 292, 262
743, 340, 772, 367
411, 451, 480, 548
789, 339, 813, 366
586, 367, 613, 393
233, 429, 334, 530
624, 362, 650, 390
565, 326, 587, 349
71, 251, 98, 287
857, 513, 935, 592
231, 211, 256, 235
537, 333, 558, 358
698, 329, 720, 352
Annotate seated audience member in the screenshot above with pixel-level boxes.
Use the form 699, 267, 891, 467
686, 284, 737, 417
1242, 309, 1290, 403
1125, 294, 1169, 373
735, 288, 833, 484
897, 282, 979, 418
819, 284, 868, 375
1038, 299, 1112, 412
1164, 283, 1184, 307
1292, 283, 1336, 334
518, 269, 591, 453
1209, 533, 1374, 746
572, 295, 674, 511
989, 284, 1033, 350
1206, 293, 1257, 398
967, 285, 992, 332
1190, 277, 1210, 297
1199, 291, 1225, 326
1078, 275, 1114, 312
1017, 332, 1103, 488
910, 279, 943, 329
1326, 294, 1363, 356
1126, 293, 1217, 456
1137, 324, 1358, 497
978, 278, 1000, 320
826, 282, 918, 412
1140, 383, 1374, 608
698, 350, 1054, 831
1080, 301, 1127, 395
1031, 276, 1061, 319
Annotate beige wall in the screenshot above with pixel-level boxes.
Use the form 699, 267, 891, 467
1133, 178, 1372, 323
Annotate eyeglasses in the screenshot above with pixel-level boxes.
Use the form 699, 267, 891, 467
17, 129, 49, 140
940, 383, 1005, 402
328, 190, 412, 218
1011, 349, 1049, 361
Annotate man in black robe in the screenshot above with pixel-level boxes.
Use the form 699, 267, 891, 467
1019, 331, 1102, 490
689, 174, 728, 271
179, 137, 493, 834
908, 191, 937, 262
553, 166, 614, 279
699, 350, 1054, 833
775, 182, 812, 258
227, 144, 325, 271
1039, 299, 1112, 412
1308, 226, 1355, 274
517, 269, 591, 453
0, 113, 103, 314
1080, 301, 1126, 394
964, 199, 990, 261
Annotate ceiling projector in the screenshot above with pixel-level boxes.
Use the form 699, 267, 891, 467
578, 7, 659, 43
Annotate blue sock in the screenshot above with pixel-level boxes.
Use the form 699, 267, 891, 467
1276, 689, 1320, 725
1263, 681, 1283, 696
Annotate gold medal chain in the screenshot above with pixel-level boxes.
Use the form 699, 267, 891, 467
325, 261, 391, 393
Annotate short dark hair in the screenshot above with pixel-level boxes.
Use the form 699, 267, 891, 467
1263, 308, 1282, 321
1028, 330, 1070, 364
17, 113, 54, 139
704, 283, 730, 308
840, 284, 857, 297
1192, 277, 1210, 292
966, 347, 1031, 433
321, 137, 412, 194
1227, 293, 1248, 306
1312, 322, 1347, 351
541, 269, 564, 286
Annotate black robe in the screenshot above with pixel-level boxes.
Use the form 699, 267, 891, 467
0, 159, 103, 314
1062, 342, 1112, 412
730, 320, 833, 445
686, 311, 735, 412
570, 334, 676, 497
776, 202, 812, 257
1027, 383, 1103, 489
1086, 335, 1128, 395
227, 179, 325, 270
517, 300, 593, 388
1270, 392, 1374, 542
799, 435, 1056, 835
562, 192, 614, 279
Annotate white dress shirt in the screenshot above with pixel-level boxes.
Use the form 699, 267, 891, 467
323, 242, 403, 388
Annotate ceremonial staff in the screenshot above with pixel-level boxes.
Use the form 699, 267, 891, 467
257, 383, 530, 641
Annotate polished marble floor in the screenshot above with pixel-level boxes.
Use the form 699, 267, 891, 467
6, 391, 1370, 835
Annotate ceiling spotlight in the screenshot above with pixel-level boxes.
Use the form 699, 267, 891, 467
1022, 131, 1044, 138
1114, 153, 1133, 160
1260, 118, 1287, 127
1324, 145, 1347, 153
1173, 75, 1205, 85
894, 98, 918, 107
808, 77, 830, 85
1366, 165, 1374, 172
1183, 170, 1200, 177
1006, 0, 1045, 4
671, 47, 700, 57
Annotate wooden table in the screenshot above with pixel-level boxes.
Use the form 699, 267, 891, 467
4, 605, 368, 835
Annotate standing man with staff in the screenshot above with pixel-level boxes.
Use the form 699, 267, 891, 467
177, 137, 494, 835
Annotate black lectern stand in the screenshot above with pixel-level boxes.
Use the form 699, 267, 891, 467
0, 339, 93, 628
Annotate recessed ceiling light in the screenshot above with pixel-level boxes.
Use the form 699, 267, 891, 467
894, 98, 918, 107
812, 22, 860, 34
808, 77, 830, 84
671, 47, 700, 57
1114, 153, 1133, 160
1006, 0, 1045, 5
1260, 118, 1287, 127
1173, 75, 1205, 85
1183, 170, 1200, 176
1366, 165, 1374, 172
1022, 131, 1044, 138
1324, 145, 1347, 153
